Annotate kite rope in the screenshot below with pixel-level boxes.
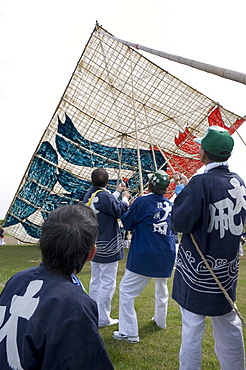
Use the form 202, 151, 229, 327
143, 105, 157, 171
117, 135, 124, 186
219, 106, 246, 146
96, 24, 135, 189
140, 106, 198, 181
96, 24, 199, 187
129, 49, 144, 195
190, 233, 246, 328
141, 105, 179, 176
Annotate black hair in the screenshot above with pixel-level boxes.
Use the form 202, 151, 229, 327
39, 204, 98, 275
149, 182, 166, 195
91, 168, 109, 187
203, 149, 230, 162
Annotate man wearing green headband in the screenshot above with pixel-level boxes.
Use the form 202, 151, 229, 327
113, 170, 176, 343
170, 126, 246, 369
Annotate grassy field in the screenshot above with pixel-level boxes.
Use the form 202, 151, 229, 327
0, 244, 245, 369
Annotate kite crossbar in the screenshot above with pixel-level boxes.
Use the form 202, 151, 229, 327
98, 31, 246, 85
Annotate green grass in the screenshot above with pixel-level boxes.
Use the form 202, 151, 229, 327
0, 244, 245, 369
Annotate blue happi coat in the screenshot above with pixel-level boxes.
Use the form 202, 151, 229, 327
83, 186, 128, 263
121, 193, 176, 278
170, 166, 246, 316
0, 264, 113, 369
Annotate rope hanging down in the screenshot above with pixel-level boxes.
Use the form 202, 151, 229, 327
190, 233, 246, 328
98, 31, 246, 85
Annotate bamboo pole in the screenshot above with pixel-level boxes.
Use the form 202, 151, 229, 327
129, 50, 144, 195
98, 31, 246, 85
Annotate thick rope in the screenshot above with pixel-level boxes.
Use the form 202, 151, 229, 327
190, 233, 246, 327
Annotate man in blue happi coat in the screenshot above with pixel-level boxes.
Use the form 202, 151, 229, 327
170, 126, 246, 370
113, 170, 176, 343
83, 168, 130, 327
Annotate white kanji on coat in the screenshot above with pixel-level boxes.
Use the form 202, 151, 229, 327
153, 201, 172, 235
0, 280, 43, 370
208, 178, 246, 238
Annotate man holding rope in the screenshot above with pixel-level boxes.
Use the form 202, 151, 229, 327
170, 126, 246, 370
83, 168, 130, 328
113, 170, 176, 343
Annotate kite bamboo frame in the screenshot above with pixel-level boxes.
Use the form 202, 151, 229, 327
99, 31, 246, 85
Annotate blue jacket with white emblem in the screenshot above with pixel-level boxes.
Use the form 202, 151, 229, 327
121, 193, 176, 278
170, 166, 246, 316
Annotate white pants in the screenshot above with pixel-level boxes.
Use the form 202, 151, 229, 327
119, 268, 168, 337
179, 307, 245, 370
89, 261, 118, 326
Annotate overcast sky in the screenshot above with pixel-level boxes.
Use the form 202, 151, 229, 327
1, 0, 245, 219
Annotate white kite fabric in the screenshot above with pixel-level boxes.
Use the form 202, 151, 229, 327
4, 24, 245, 243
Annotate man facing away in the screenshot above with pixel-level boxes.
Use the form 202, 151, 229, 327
170, 126, 246, 370
113, 170, 176, 343
83, 168, 130, 327
0, 204, 114, 369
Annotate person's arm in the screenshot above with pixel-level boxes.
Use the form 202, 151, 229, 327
94, 190, 129, 219
171, 172, 189, 195
112, 181, 125, 198
121, 190, 130, 204
113, 182, 130, 204
121, 198, 141, 231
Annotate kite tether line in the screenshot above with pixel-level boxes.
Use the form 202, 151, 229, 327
98, 31, 246, 85
190, 233, 246, 328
